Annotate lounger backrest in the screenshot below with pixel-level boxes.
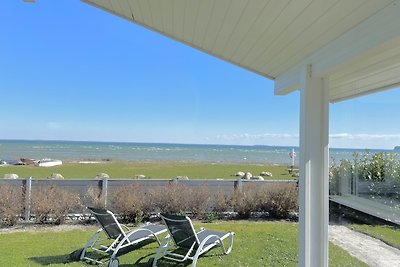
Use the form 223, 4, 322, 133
88, 207, 124, 239
160, 213, 199, 249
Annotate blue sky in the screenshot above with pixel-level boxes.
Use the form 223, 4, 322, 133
1, 1, 400, 149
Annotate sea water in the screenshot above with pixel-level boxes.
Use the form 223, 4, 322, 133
0, 139, 397, 165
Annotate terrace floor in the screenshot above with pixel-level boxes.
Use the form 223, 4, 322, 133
329, 225, 400, 267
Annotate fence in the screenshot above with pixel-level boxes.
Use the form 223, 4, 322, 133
332, 174, 400, 197
0, 177, 296, 221
329, 171, 400, 225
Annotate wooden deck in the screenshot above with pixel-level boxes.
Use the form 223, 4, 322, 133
330, 195, 400, 225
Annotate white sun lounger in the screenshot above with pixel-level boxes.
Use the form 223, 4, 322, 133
152, 213, 234, 267
78, 207, 167, 267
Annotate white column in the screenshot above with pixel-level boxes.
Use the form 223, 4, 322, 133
298, 65, 329, 267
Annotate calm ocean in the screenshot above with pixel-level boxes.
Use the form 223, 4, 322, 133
0, 140, 397, 165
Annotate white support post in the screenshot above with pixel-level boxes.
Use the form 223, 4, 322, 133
298, 65, 329, 267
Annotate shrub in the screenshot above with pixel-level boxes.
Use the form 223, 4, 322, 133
348, 151, 400, 182
0, 185, 24, 226
31, 185, 82, 224
357, 152, 385, 182
212, 188, 232, 217
109, 184, 144, 223
231, 184, 259, 218
83, 186, 105, 209
186, 185, 211, 219
149, 183, 189, 215
109, 183, 212, 222
258, 183, 298, 218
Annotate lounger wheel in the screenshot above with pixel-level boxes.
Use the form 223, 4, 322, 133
108, 258, 119, 267
147, 257, 154, 266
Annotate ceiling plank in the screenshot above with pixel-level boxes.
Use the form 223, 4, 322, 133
180, 0, 200, 43
330, 64, 400, 102
191, 0, 214, 45
275, 0, 399, 95
148, 0, 165, 32
160, 0, 174, 36
240, 0, 313, 68
267, 0, 364, 77
275, 0, 394, 77
201, 0, 231, 52
256, 0, 338, 74
230, 0, 289, 64
129, 0, 143, 22
222, 0, 269, 60
172, 0, 186, 41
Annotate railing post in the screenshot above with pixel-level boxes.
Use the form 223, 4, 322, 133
24, 177, 32, 222
102, 177, 108, 208
339, 167, 350, 196
354, 167, 359, 196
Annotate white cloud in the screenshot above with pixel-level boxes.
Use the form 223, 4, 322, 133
329, 133, 400, 149
330, 133, 400, 140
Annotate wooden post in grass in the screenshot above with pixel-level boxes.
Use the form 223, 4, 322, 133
24, 177, 32, 221
101, 177, 108, 208
234, 178, 243, 191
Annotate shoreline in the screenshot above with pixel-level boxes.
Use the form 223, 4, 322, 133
65, 158, 287, 166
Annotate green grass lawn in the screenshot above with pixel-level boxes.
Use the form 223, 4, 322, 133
0, 221, 366, 267
0, 162, 295, 180
349, 224, 400, 250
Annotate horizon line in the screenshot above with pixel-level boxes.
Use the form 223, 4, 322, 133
0, 138, 396, 151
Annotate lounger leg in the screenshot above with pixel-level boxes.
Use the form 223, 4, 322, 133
192, 236, 215, 267
152, 236, 171, 267
224, 232, 235, 255
192, 254, 199, 267
191, 233, 235, 267
110, 238, 125, 261
80, 228, 103, 260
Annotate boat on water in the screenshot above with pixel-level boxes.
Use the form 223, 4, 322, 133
37, 158, 63, 167
20, 158, 39, 165
0, 159, 20, 166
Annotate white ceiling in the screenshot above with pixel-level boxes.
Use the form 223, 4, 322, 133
82, 0, 400, 102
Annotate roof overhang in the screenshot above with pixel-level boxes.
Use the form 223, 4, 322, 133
82, 0, 400, 102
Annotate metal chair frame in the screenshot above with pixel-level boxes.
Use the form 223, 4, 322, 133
80, 207, 166, 267
152, 213, 234, 267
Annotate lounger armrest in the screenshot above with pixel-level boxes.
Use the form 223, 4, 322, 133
124, 227, 164, 245
94, 227, 107, 238
198, 232, 234, 255
120, 224, 131, 232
